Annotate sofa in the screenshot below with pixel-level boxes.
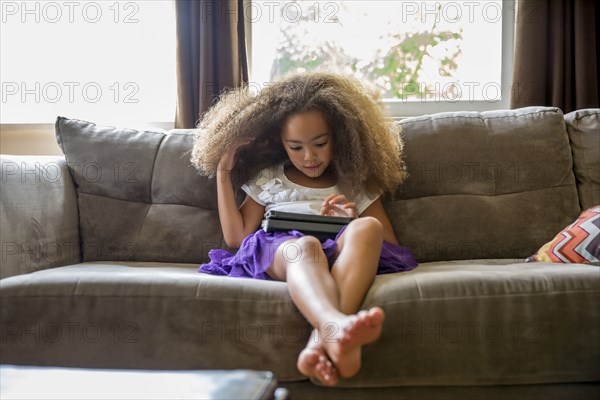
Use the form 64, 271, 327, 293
1, 106, 599, 399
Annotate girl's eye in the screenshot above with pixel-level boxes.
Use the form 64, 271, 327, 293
315, 142, 328, 148
290, 147, 302, 151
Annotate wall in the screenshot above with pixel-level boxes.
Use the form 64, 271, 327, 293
1, 122, 176, 156
1, 125, 63, 156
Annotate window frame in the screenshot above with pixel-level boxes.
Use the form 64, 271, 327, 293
245, 0, 516, 118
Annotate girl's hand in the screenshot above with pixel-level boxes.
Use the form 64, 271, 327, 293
320, 194, 358, 219
218, 137, 254, 172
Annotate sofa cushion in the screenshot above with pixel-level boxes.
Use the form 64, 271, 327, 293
54, 117, 224, 263
565, 109, 600, 210
55, 107, 584, 265
390, 106, 581, 262
526, 206, 600, 264
0, 262, 308, 381
1, 260, 598, 386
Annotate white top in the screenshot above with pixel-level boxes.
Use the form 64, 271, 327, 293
241, 162, 379, 216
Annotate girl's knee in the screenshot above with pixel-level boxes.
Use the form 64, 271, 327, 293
273, 236, 326, 271
297, 235, 323, 249
291, 236, 326, 263
269, 238, 299, 280
348, 217, 383, 238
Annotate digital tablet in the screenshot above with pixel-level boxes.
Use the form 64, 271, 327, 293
261, 210, 354, 239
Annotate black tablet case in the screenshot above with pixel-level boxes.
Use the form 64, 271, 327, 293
261, 210, 354, 239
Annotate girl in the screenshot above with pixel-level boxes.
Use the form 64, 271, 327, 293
191, 73, 417, 386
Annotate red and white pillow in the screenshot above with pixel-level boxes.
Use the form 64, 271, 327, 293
526, 206, 600, 264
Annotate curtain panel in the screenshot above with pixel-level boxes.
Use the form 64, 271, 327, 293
511, 0, 599, 113
175, 0, 249, 128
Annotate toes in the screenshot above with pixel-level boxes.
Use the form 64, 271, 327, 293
367, 307, 385, 325
370, 306, 384, 318
357, 310, 368, 320
344, 314, 363, 333
297, 348, 321, 377
316, 359, 338, 385
304, 349, 320, 366
298, 347, 339, 386
317, 356, 334, 373
345, 315, 359, 329
316, 355, 330, 370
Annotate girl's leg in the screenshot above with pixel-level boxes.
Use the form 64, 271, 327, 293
269, 236, 343, 385
330, 217, 383, 314
268, 217, 386, 381
324, 217, 386, 377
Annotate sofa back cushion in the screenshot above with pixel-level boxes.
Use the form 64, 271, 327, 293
564, 109, 600, 210
389, 106, 581, 262
55, 117, 225, 263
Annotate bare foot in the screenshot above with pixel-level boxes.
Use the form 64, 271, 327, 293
321, 307, 385, 378
297, 330, 339, 386
339, 307, 385, 349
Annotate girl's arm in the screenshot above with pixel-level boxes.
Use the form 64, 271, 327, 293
217, 143, 265, 248
359, 198, 400, 245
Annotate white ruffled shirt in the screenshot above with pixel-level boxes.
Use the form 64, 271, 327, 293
241, 162, 379, 216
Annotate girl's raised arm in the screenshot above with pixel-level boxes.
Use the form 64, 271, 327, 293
216, 143, 265, 248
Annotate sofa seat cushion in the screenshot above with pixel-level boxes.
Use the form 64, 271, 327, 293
1, 261, 598, 386
0, 262, 308, 381
356, 260, 600, 387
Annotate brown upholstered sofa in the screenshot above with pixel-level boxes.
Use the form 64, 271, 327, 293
1, 106, 599, 399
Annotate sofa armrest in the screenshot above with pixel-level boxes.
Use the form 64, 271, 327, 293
1, 155, 81, 279
565, 109, 600, 210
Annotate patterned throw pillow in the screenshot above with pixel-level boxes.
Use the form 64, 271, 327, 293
526, 206, 600, 264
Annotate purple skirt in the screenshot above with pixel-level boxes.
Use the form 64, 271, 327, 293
199, 226, 418, 280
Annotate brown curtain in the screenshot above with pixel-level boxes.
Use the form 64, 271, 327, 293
511, 0, 599, 113
175, 0, 249, 128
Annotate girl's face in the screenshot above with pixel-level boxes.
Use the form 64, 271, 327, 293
281, 109, 333, 179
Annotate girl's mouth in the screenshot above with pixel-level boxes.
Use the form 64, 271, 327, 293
304, 165, 320, 170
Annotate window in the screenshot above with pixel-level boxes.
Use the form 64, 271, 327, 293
0, 0, 176, 127
248, 0, 515, 117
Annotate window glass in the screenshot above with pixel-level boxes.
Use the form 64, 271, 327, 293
251, 0, 503, 104
0, 0, 176, 124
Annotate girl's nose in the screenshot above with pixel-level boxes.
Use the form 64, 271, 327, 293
304, 150, 315, 161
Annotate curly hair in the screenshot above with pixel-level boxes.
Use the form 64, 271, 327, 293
191, 72, 407, 196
